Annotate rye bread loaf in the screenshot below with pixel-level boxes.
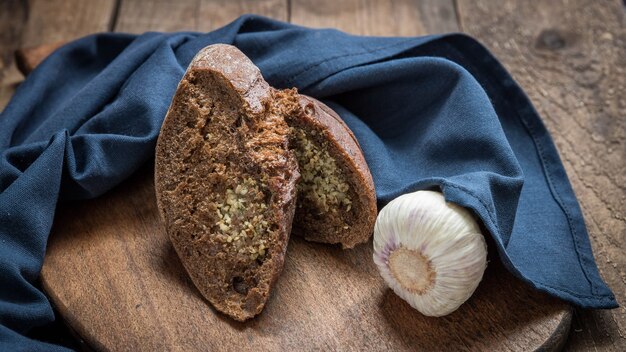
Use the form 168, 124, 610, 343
155, 44, 300, 321
289, 96, 377, 248
155, 44, 377, 321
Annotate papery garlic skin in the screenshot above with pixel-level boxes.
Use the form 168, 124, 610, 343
373, 190, 487, 317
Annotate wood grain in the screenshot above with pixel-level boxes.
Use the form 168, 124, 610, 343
456, 0, 626, 350
19, 0, 117, 46
0, 0, 117, 110
42, 164, 571, 351
291, 0, 459, 36
14, 41, 66, 75
0, 0, 27, 109
115, 0, 287, 33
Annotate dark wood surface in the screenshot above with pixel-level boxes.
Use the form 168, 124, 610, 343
1, 0, 624, 351
42, 164, 570, 351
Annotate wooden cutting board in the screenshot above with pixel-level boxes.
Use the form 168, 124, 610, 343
41, 164, 572, 351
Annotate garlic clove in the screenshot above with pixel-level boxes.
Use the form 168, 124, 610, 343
373, 190, 487, 317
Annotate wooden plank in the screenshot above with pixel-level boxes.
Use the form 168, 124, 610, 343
15, 41, 66, 75
456, 0, 626, 350
19, 0, 117, 47
0, 0, 117, 110
115, 0, 287, 33
0, 0, 27, 110
290, 0, 459, 36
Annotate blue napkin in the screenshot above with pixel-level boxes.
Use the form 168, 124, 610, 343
0, 15, 616, 350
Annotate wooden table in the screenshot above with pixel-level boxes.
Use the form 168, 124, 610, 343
0, 0, 624, 350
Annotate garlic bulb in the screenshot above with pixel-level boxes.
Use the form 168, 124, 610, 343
373, 190, 487, 317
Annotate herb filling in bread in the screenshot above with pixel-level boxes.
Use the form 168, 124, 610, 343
289, 123, 364, 246
291, 127, 353, 215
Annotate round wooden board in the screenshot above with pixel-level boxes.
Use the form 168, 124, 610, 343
42, 165, 572, 351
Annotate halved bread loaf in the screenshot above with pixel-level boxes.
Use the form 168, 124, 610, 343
155, 44, 300, 321
155, 44, 377, 321
289, 96, 377, 248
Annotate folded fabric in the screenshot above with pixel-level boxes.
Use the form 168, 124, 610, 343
0, 15, 616, 350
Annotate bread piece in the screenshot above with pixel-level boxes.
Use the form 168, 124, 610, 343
155, 44, 300, 321
288, 96, 377, 248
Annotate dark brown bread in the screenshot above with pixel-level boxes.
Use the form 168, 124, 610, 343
155, 44, 300, 321
155, 44, 377, 321
289, 96, 377, 248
